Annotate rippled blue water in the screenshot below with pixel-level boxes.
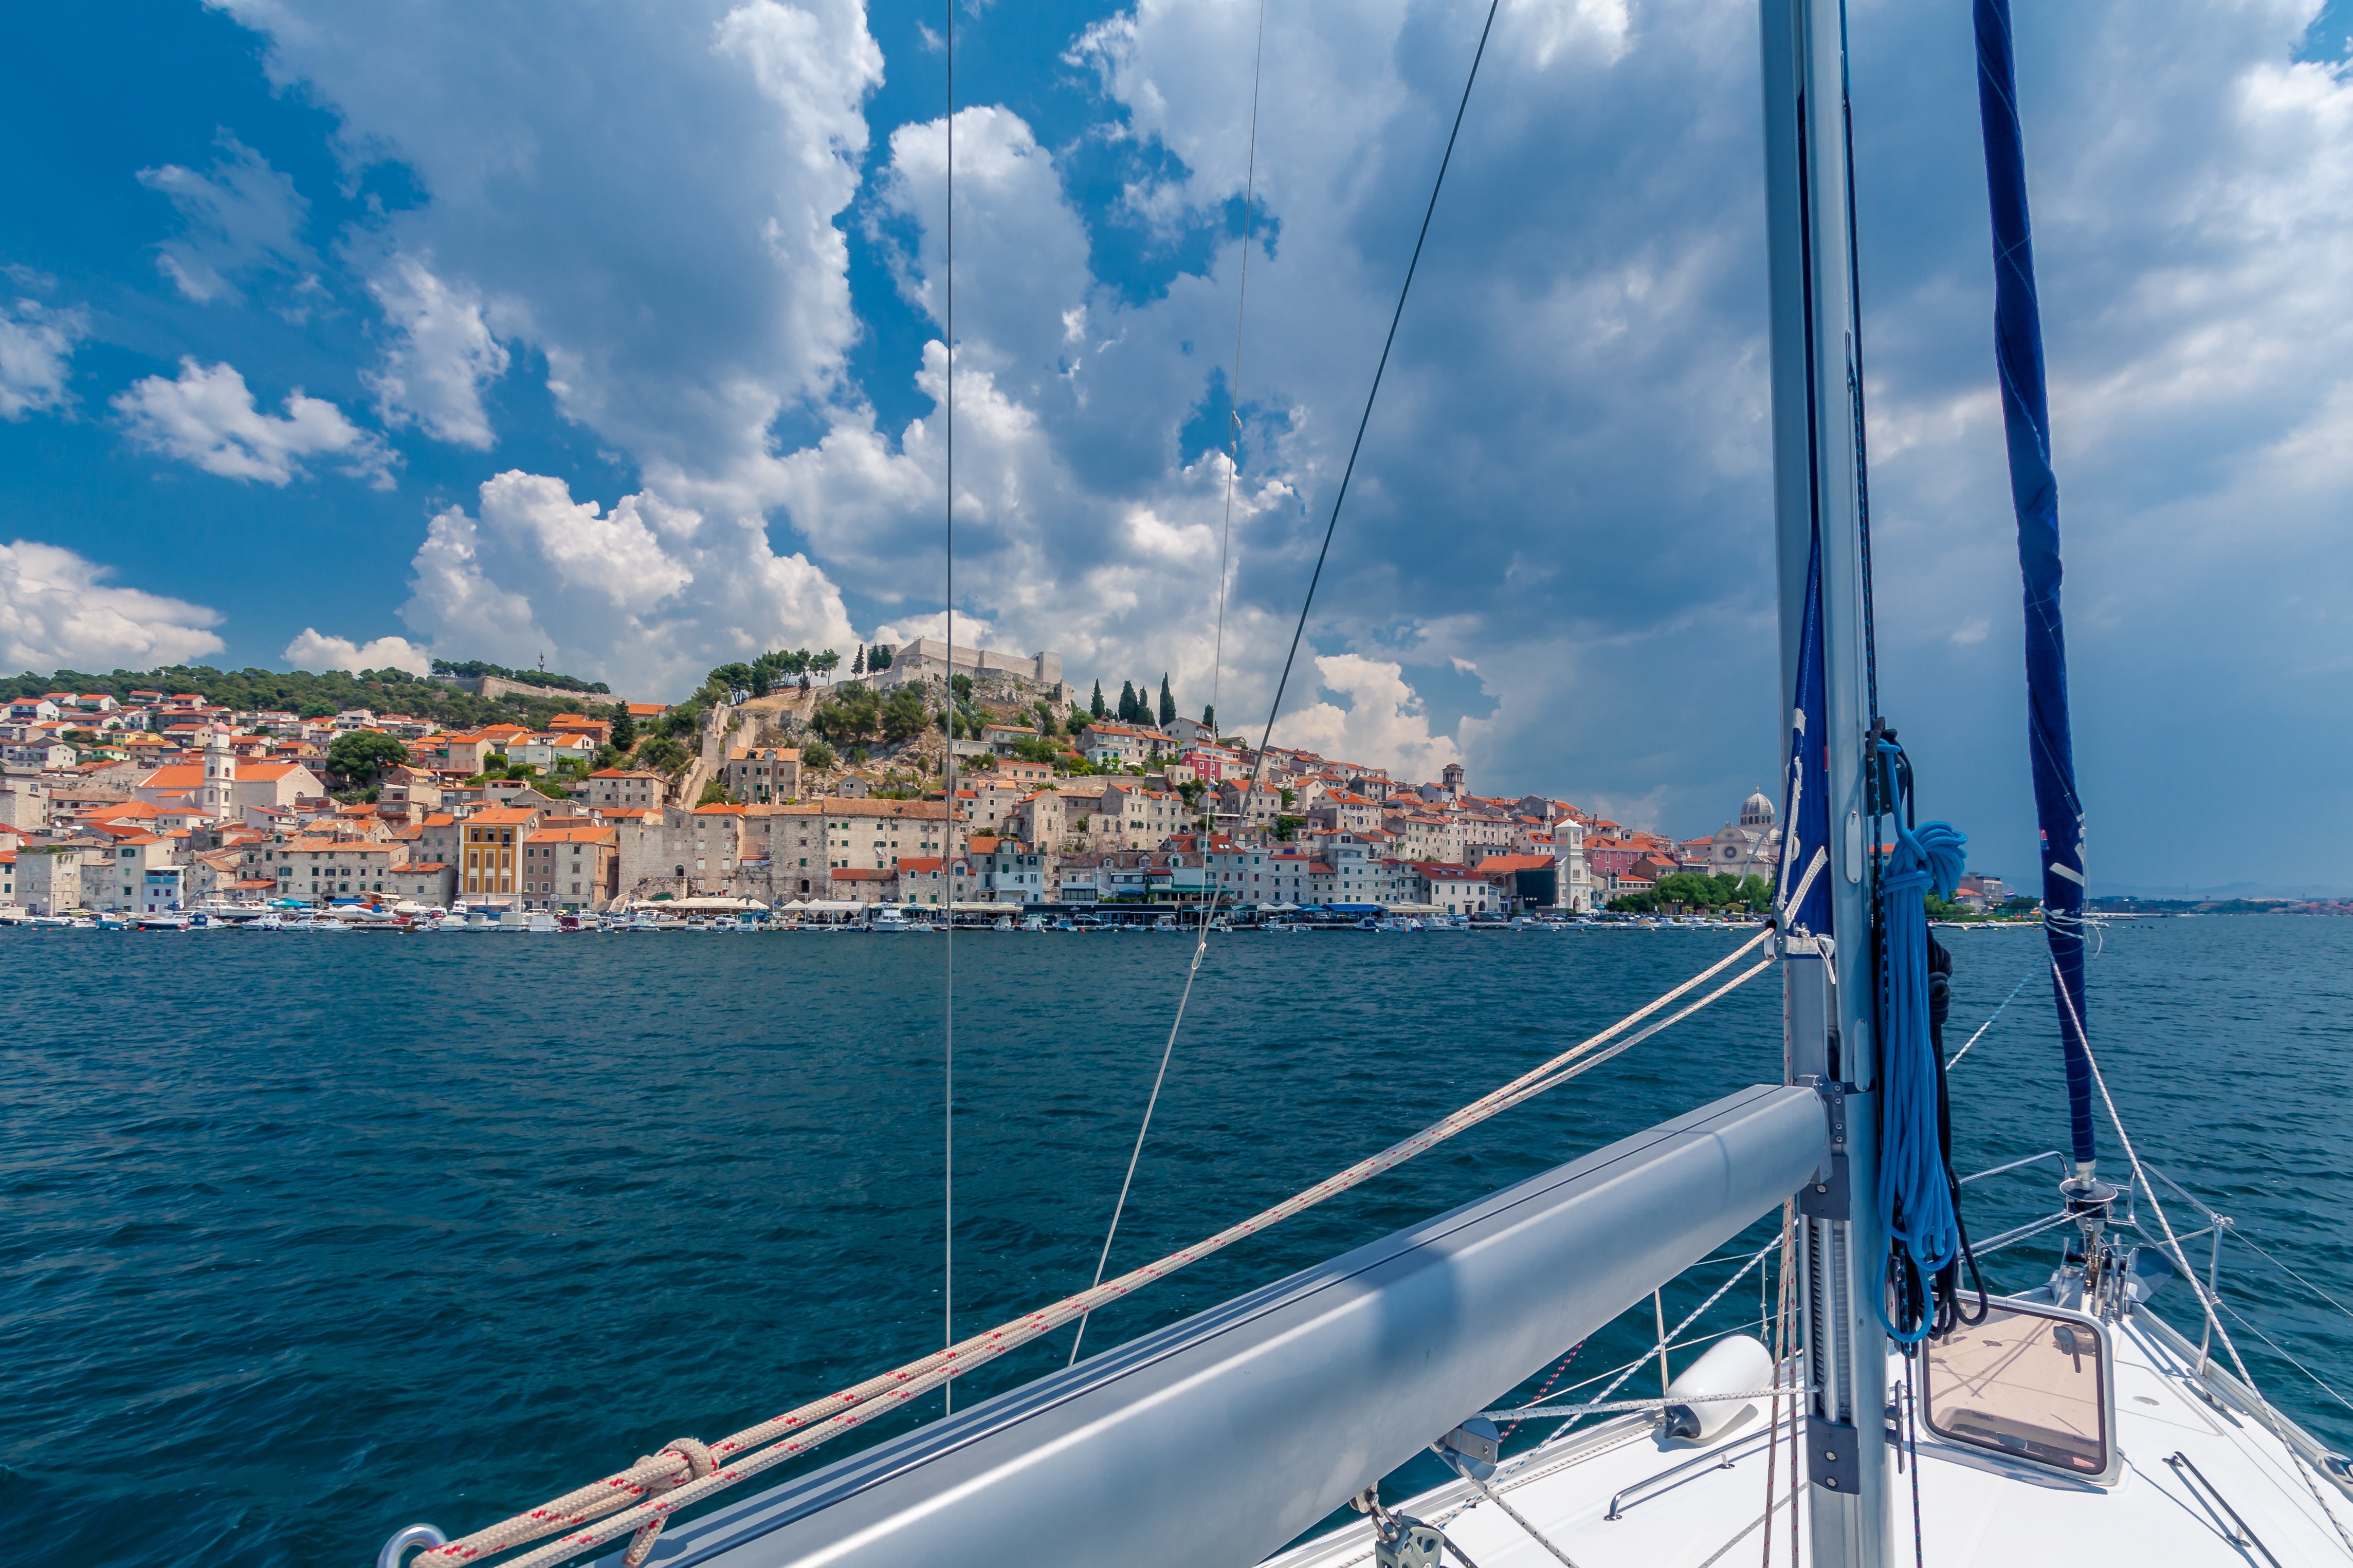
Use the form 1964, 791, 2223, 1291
5, 916, 2348, 1565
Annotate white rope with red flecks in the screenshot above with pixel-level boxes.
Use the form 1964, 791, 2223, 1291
413, 912, 1800, 1568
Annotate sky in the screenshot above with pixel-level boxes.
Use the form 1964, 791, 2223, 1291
1, 0, 2348, 892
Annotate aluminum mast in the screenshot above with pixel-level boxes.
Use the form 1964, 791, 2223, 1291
1759, 1, 1894, 1565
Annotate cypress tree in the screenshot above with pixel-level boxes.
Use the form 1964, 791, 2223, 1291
1202, 703, 1215, 731
1118, 679, 1138, 723
1158, 673, 1175, 727
1090, 679, 1106, 719
851, 644, 866, 675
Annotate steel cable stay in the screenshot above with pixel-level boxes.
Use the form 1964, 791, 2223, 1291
2213, 1300, 2353, 1418
1508, 1226, 1794, 1447
1068, 0, 1269, 1372
398, 924, 1788, 1568
1482, 1230, 1789, 1424
2055, 970, 2353, 1556
941, 0, 958, 1427
1943, 970, 2032, 1069
2228, 1228, 2353, 1330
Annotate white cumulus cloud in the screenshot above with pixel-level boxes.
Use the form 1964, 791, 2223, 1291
1274, 653, 1464, 785
399, 469, 855, 696
362, 254, 509, 448
112, 358, 396, 488
0, 298, 87, 420
282, 628, 433, 676
216, 0, 883, 499
0, 539, 227, 671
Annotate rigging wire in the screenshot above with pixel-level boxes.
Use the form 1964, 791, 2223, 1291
1943, 970, 2031, 1069
2232, 1229, 2353, 1328
2055, 968, 2353, 1555
1206, 0, 1267, 783
941, 0, 957, 1415
1525, 1228, 1783, 1440
1252, 0, 1503, 766
1069, 0, 1269, 1371
2215, 1299, 2353, 1417
1070, 0, 1500, 1360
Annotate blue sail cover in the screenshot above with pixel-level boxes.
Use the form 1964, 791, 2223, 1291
1973, 0, 2096, 1170
1778, 525, 1832, 939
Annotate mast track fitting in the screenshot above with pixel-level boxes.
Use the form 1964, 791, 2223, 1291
1808, 1417, 1863, 1495
1795, 1076, 1852, 1221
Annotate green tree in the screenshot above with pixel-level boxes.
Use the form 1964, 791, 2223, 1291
868, 643, 893, 671
951, 672, 973, 703
609, 706, 637, 751
636, 734, 691, 773
801, 737, 836, 769
880, 686, 930, 743
1011, 734, 1060, 764
1158, 673, 1175, 727
697, 779, 734, 806
1090, 680, 1106, 719
811, 649, 842, 680
1201, 703, 1214, 730
1274, 814, 1305, 842
851, 644, 867, 675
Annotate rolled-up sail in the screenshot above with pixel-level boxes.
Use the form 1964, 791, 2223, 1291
1972, 0, 2095, 1172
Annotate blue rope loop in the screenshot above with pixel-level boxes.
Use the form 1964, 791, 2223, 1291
1874, 741, 1967, 1343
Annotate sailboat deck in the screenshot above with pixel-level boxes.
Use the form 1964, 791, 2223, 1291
1261, 1307, 2352, 1568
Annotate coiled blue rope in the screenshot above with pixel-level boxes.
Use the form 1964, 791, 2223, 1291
1876, 807, 1967, 1343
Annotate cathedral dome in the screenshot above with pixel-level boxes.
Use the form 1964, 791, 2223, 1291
1740, 790, 1776, 828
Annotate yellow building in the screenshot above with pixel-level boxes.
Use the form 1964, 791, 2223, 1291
460, 805, 539, 903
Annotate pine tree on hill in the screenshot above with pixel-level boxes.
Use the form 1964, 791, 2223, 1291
1090, 679, 1106, 720
1202, 703, 1215, 731
852, 644, 866, 675
1158, 673, 1175, 727
1118, 680, 1138, 723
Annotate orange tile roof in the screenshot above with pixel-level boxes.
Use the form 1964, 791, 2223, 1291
1476, 854, 1554, 873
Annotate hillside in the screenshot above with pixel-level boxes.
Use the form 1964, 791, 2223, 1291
1, 664, 619, 732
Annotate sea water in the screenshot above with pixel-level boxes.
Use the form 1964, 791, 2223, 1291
5, 916, 2348, 1565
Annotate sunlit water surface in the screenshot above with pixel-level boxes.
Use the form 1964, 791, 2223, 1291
5, 915, 2347, 1565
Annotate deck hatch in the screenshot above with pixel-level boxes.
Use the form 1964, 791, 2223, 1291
1921, 1301, 2113, 1481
